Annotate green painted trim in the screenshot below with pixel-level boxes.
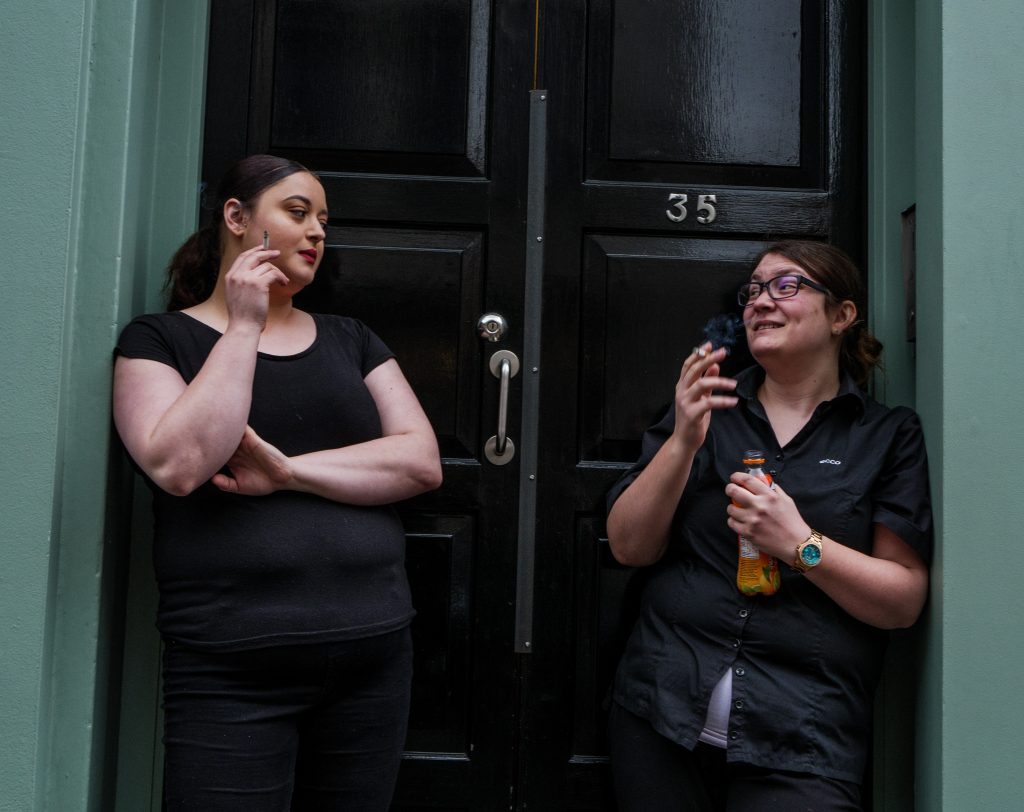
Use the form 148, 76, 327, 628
0, 2, 91, 807
27, 1, 210, 809
867, 5, 922, 810
868, 1, 916, 409
912, 1, 944, 809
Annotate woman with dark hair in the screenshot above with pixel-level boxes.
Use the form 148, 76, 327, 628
606, 241, 931, 811
113, 154, 442, 810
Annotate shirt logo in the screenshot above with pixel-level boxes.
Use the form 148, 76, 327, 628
819, 458, 842, 465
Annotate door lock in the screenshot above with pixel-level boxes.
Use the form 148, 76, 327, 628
477, 312, 508, 342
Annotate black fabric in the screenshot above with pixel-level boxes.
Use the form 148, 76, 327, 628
116, 311, 415, 649
608, 702, 862, 812
161, 627, 412, 811
607, 366, 932, 783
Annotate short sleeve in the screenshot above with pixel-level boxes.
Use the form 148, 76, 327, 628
606, 404, 676, 514
353, 319, 395, 378
872, 409, 934, 564
114, 314, 177, 368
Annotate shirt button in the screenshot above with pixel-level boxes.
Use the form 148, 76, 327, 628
738, 609, 749, 619
732, 639, 740, 649
729, 731, 739, 741
775, 452, 784, 460
735, 666, 745, 677
734, 699, 744, 710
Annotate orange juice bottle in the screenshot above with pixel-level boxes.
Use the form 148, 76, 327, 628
735, 451, 781, 596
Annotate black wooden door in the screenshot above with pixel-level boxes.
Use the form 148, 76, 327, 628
201, 2, 863, 809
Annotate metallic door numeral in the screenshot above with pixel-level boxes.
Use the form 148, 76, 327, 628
696, 194, 717, 224
666, 193, 688, 222
666, 192, 719, 225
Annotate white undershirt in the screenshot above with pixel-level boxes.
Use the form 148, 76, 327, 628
698, 667, 733, 748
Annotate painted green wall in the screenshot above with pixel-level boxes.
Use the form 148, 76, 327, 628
871, 2, 1024, 810
1, 2, 87, 806
919, 2, 1024, 810
0, 1, 208, 808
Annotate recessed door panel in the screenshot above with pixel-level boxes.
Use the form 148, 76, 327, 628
585, 0, 824, 187
580, 236, 761, 464
609, 0, 803, 166
297, 227, 485, 460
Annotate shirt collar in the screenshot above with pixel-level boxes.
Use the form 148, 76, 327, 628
735, 365, 866, 412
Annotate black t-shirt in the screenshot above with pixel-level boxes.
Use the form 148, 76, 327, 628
607, 366, 933, 783
116, 311, 415, 650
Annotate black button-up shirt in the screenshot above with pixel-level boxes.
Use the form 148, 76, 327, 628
608, 366, 932, 783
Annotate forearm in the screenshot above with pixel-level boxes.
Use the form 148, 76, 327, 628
607, 436, 698, 566
286, 432, 442, 506
802, 537, 928, 629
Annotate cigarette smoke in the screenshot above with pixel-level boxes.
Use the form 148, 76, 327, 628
701, 313, 744, 353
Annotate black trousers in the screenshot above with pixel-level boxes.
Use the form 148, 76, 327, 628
607, 702, 862, 812
161, 627, 412, 811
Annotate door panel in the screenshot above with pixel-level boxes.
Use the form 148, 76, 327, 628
579, 236, 761, 464
300, 226, 485, 460
605, 0, 805, 167
584, 0, 824, 187
193, 1, 864, 809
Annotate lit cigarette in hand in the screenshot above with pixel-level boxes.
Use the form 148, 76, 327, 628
692, 346, 708, 360
262, 230, 270, 250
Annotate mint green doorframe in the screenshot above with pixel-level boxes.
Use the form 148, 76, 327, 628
0, 2, 209, 810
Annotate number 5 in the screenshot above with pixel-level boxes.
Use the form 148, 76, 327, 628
696, 194, 717, 224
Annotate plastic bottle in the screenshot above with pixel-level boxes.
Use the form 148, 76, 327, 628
735, 451, 781, 596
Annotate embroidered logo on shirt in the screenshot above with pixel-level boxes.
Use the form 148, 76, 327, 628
819, 458, 842, 465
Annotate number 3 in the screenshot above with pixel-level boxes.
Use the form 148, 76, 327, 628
666, 193, 688, 222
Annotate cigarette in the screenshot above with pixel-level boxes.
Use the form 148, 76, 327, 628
692, 346, 708, 359
262, 230, 270, 250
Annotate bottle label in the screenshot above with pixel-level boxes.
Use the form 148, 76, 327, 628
738, 535, 760, 559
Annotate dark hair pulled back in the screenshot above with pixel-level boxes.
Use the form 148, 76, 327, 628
164, 154, 312, 311
752, 240, 883, 389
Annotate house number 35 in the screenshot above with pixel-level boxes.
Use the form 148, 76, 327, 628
666, 193, 718, 224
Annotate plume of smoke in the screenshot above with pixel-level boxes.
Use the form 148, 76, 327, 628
701, 313, 744, 353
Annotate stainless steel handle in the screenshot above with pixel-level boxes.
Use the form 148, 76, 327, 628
495, 359, 511, 454
484, 350, 519, 465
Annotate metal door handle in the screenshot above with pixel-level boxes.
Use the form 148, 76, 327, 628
484, 350, 519, 465
495, 358, 511, 454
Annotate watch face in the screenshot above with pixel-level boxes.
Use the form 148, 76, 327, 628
800, 543, 822, 567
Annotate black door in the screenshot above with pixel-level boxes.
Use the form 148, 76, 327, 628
201, 2, 863, 809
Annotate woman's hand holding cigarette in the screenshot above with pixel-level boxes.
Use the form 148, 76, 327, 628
671, 342, 738, 451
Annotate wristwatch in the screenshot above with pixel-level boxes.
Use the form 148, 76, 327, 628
793, 530, 823, 573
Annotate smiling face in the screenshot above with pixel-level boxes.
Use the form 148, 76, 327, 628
228, 170, 329, 294
743, 252, 853, 367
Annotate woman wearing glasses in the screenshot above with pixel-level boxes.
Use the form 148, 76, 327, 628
605, 241, 932, 811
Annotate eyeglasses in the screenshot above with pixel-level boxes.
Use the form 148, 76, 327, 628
737, 274, 830, 307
